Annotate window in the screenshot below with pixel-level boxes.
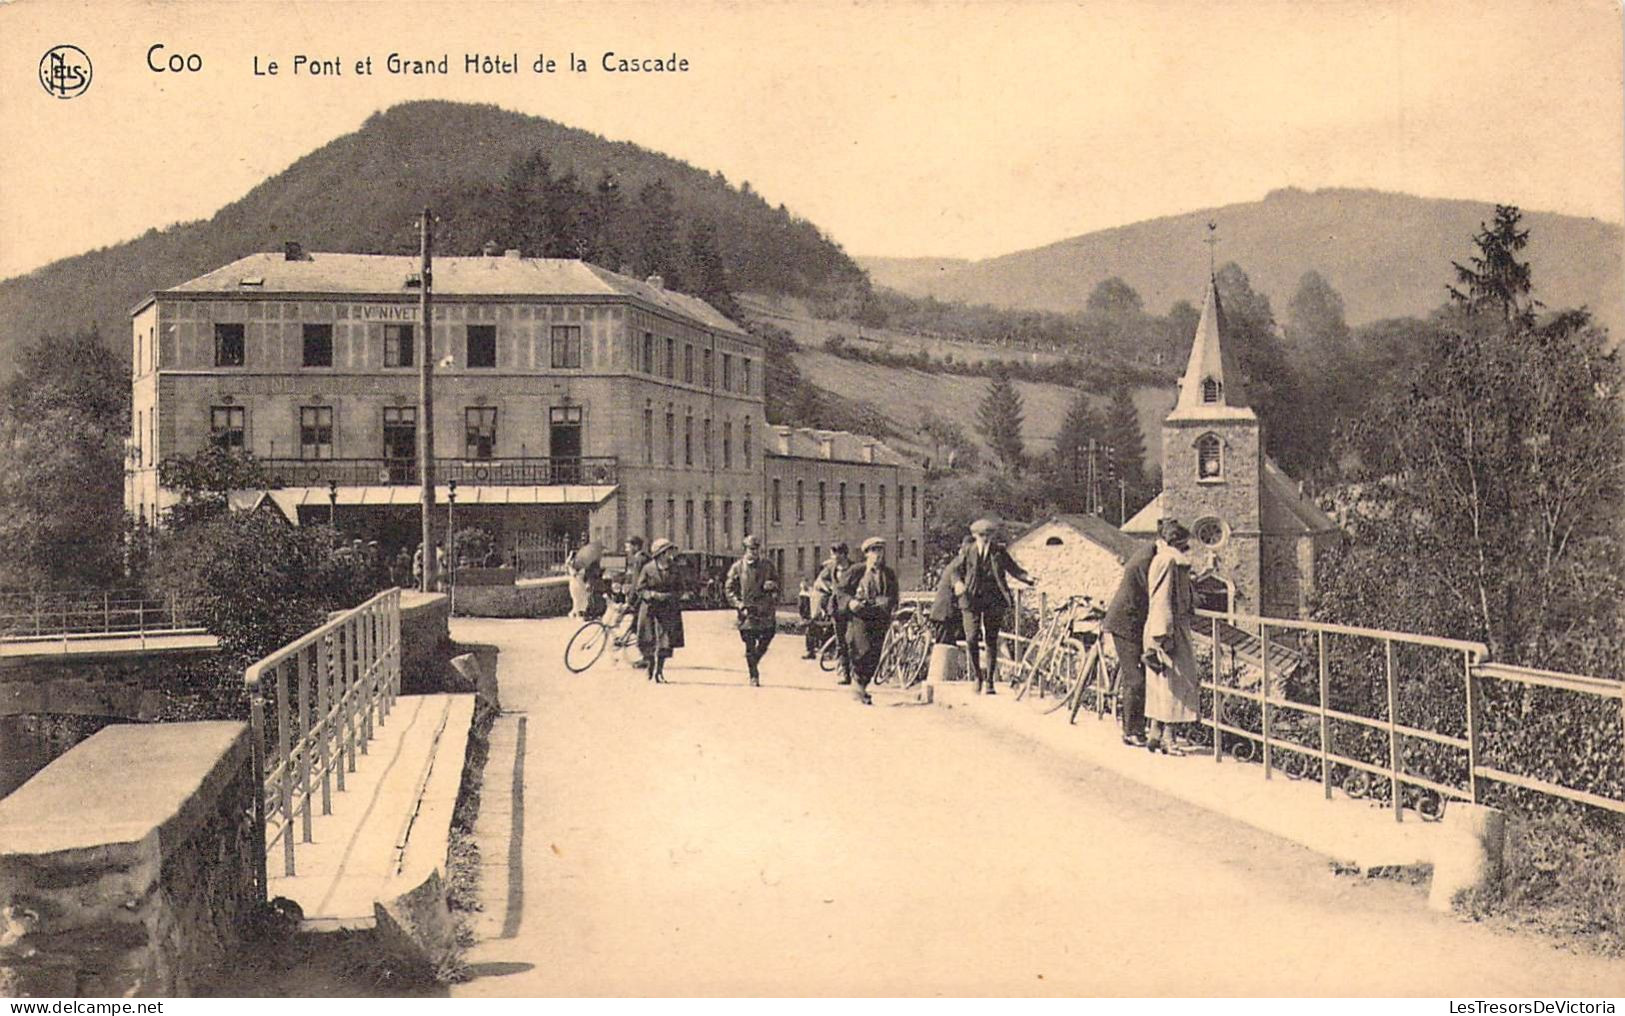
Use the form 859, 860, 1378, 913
550, 325, 582, 368
839, 482, 848, 521
796, 546, 805, 575
741, 358, 752, 395
859, 482, 867, 521
467, 325, 496, 368
214, 323, 244, 367
299, 406, 333, 459
703, 348, 714, 386
465, 407, 497, 459
742, 497, 753, 537
382, 406, 417, 482
210, 405, 245, 451
818, 481, 827, 521
743, 420, 752, 468
814, 546, 822, 569
723, 421, 733, 469
684, 345, 695, 383
665, 497, 676, 541
722, 353, 733, 391
912, 485, 918, 518
136, 332, 143, 374
684, 415, 694, 467
703, 500, 714, 551
771, 479, 782, 524
1202, 376, 1222, 404
664, 337, 675, 380
1197, 433, 1224, 480
643, 498, 654, 545
1046, 535, 1065, 547
664, 409, 675, 465
703, 418, 712, 467
641, 332, 655, 374
879, 484, 887, 521
684, 499, 695, 548
384, 324, 414, 367
911, 538, 918, 559
795, 480, 805, 523
1194, 516, 1228, 547
302, 324, 333, 367
721, 499, 733, 544
135, 410, 143, 464
643, 406, 654, 464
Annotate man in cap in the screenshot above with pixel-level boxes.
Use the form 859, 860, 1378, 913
1103, 517, 1180, 746
948, 518, 1039, 694
725, 534, 780, 687
838, 536, 898, 705
620, 535, 650, 668
813, 542, 855, 684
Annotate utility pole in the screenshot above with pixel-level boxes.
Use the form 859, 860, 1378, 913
418, 208, 437, 593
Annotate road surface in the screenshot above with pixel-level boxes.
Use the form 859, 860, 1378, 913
451, 611, 1622, 996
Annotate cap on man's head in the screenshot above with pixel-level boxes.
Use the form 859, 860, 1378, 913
626, 535, 645, 549
970, 518, 998, 536
861, 537, 886, 553
650, 537, 676, 557
831, 541, 849, 555
741, 534, 763, 549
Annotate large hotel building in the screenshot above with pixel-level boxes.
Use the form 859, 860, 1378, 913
126, 246, 925, 591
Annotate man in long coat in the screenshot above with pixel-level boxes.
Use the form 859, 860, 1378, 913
838, 536, 898, 705
949, 518, 1039, 694
725, 534, 780, 687
1103, 517, 1178, 747
814, 542, 855, 684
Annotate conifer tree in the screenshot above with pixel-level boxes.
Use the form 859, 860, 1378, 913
976, 370, 1026, 475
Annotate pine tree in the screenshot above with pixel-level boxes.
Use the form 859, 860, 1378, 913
1102, 385, 1146, 499
500, 151, 550, 254
976, 371, 1026, 475
633, 178, 682, 287
586, 172, 626, 270
1049, 391, 1102, 510
1449, 204, 1539, 324
541, 170, 592, 259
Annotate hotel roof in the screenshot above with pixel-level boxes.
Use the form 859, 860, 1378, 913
143, 252, 747, 335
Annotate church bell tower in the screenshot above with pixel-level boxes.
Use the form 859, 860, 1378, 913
1160, 276, 1264, 614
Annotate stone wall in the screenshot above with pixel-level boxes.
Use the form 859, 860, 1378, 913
0, 722, 257, 996
399, 591, 451, 686
451, 576, 572, 618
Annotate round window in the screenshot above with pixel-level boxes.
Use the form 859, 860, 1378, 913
1193, 516, 1227, 547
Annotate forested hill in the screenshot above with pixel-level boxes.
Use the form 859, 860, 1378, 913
860, 188, 1625, 339
0, 100, 867, 367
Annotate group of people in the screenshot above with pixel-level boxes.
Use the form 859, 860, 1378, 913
1103, 518, 1201, 754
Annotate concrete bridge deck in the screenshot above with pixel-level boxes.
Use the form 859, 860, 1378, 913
446, 611, 1622, 996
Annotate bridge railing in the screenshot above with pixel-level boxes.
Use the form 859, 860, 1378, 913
0, 590, 201, 645
992, 596, 1624, 819
244, 587, 402, 883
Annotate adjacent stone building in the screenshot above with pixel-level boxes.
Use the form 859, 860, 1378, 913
1007, 513, 1143, 610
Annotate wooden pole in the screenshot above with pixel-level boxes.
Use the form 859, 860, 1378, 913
418, 208, 437, 593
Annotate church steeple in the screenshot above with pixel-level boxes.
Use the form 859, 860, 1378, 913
1168, 275, 1255, 421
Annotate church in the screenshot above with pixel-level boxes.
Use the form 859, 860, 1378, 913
1121, 275, 1339, 619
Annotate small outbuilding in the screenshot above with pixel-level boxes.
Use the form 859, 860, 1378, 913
1006, 513, 1144, 611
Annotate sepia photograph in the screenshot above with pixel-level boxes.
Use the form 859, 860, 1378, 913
0, 0, 1622, 1001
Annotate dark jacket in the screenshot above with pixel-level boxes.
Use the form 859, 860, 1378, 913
838, 561, 899, 664
950, 542, 1033, 615
814, 557, 854, 619
928, 552, 965, 623
635, 558, 685, 654
725, 555, 780, 631
621, 550, 650, 598
1103, 541, 1158, 643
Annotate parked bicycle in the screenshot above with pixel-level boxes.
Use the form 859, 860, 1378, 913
871, 605, 934, 689
563, 597, 639, 673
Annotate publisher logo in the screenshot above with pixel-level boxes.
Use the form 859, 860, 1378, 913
39, 45, 92, 99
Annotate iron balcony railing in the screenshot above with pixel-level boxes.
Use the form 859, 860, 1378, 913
0, 590, 202, 646
245, 587, 402, 884
258, 456, 618, 488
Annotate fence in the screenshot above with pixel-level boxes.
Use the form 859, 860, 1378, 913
244, 587, 402, 884
982, 591, 1625, 820
257, 455, 618, 488
0, 590, 199, 644
510, 531, 574, 578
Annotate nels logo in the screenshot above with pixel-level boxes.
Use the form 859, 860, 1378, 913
39, 44, 92, 99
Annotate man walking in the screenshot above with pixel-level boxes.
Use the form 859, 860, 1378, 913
725, 534, 780, 687
621, 535, 650, 668
838, 536, 898, 705
1103, 518, 1176, 747
950, 518, 1039, 695
814, 543, 855, 685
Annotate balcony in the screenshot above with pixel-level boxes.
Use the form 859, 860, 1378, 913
259, 456, 618, 488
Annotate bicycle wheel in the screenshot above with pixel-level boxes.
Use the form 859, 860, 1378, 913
564, 621, 610, 673
818, 633, 841, 672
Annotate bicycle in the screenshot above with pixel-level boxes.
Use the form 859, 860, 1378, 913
563, 598, 639, 673
871, 606, 934, 689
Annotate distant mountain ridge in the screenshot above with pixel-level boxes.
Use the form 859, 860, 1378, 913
0, 101, 865, 367
859, 188, 1625, 338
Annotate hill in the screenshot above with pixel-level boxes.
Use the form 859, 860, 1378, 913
0, 101, 866, 367
863, 188, 1625, 338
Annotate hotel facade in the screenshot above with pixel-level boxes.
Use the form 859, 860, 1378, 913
126, 247, 924, 591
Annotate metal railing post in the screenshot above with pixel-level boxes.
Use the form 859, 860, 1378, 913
342, 625, 357, 772
275, 661, 296, 875
1038, 592, 1049, 699
1464, 651, 1481, 805
103, 591, 110, 634
1318, 630, 1331, 800
297, 645, 314, 844
318, 631, 332, 814
1385, 639, 1401, 822
1261, 623, 1273, 779
1211, 616, 1222, 761
248, 674, 269, 901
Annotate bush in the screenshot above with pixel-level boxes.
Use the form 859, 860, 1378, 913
1464, 810, 1624, 955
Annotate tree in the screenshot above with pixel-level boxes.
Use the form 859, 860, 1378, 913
541, 169, 592, 259
1102, 385, 1148, 508
500, 151, 550, 254
632, 178, 682, 287
1048, 391, 1103, 511
586, 171, 627, 269
1086, 276, 1144, 318
976, 370, 1025, 475
1283, 271, 1355, 482
685, 218, 738, 319
1285, 270, 1352, 364
156, 445, 268, 531
0, 330, 128, 588
1216, 261, 1313, 476
1449, 204, 1539, 324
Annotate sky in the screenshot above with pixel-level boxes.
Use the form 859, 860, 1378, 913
1, 0, 1621, 281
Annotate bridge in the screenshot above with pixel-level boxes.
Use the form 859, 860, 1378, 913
3, 587, 1621, 996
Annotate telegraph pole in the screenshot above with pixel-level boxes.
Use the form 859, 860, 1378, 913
418, 209, 437, 593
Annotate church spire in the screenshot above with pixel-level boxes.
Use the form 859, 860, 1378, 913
1169, 274, 1254, 420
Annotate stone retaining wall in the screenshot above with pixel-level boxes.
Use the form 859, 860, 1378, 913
399, 592, 451, 686
451, 576, 572, 618
0, 722, 256, 996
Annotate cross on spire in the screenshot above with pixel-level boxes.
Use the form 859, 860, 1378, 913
1204, 220, 1219, 275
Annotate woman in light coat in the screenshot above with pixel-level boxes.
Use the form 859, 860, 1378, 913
635, 538, 686, 683
1142, 522, 1200, 753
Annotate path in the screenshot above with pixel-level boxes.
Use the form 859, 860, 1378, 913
450, 611, 1622, 996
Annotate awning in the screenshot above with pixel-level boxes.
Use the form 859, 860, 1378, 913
230, 485, 618, 523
